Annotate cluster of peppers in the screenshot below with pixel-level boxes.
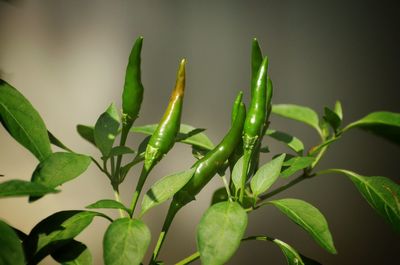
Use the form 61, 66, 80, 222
118, 36, 273, 263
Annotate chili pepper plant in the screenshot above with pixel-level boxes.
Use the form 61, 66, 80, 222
0, 37, 399, 265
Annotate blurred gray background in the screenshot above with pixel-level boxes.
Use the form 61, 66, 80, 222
0, 1, 399, 264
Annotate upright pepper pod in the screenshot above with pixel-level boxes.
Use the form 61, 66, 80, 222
243, 57, 268, 151
229, 91, 245, 171
144, 59, 186, 170
122, 37, 144, 131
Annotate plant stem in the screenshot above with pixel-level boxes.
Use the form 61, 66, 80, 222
174, 251, 200, 265
220, 175, 233, 202
115, 127, 129, 182
174, 235, 275, 265
256, 173, 313, 206
113, 189, 126, 218
150, 200, 183, 264
239, 151, 251, 203
129, 165, 151, 216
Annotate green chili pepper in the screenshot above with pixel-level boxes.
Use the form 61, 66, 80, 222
175, 92, 246, 204
229, 91, 245, 171
122, 36, 144, 131
251, 38, 263, 92
144, 59, 186, 170
243, 57, 268, 149
150, 93, 246, 263
130, 59, 186, 215
239, 57, 268, 202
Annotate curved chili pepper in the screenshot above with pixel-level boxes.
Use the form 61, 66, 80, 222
175, 92, 246, 204
122, 36, 144, 131
229, 91, 245, 171
150, 93, 246, 263
145, 59, 186, 170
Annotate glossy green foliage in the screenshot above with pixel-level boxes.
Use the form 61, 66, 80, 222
94, 103, 120, 157
197, 202, 247, 265
280, 156, 315, 178
0, 219, 25, 265
131, 123, 214, 151
30, 152, 90, 201
23, 211, 104, 264
273, 239, 305, 265
103, 218, 151, 265
108, 146, 136, 157
272, 104, 322, 136
330, 169, 400, 231
211, 187, 229, 205
232, 155, 245, 192
86, 199, 131, 216
344, 111, 400, 145
269, 198, 337, 254
250, 153, 286, 197
323, 107, 341, 132
0, 179, 58, 198
141, 168, 195, 216
266, 129, 304, 155
76, 124, 96, 146
51, 240, 92, 265
0, 80, 52, 161
122, 37, 144, 128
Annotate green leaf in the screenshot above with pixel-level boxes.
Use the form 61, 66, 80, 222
280, 156, 315, 178
323, 107, 341, 131
77, 125, 96, 146
103, 218, 151, 265
344, 111, 400, 145
51, 240, 92, 265
232, 155, 245, 193
308, 137, 339, 156
94, 103, 120, 157
107, 146, 135, 158
250, 154, 286, 197
0, 79, 52, 161
197, 201, 248, 265
272, 104, 322, 136
269, 198, 336, 254
327, 169, 400, 231
334, 101, 343, 121
0, 179, 59, 198
211, 187, 229, 205
48, 131, 73, 152
272, 238, 305, 265
30, 152, 91, 201
24, 211, 104, 264
86, 199, 131, 215
0, 219, 25, 265
131, 123, 214, 150
141, 168, 196, 216
266, 129, 304, 155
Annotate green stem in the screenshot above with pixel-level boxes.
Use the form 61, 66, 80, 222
242, 235, 274, 242
150, 200, 183, 264
256, 173, 313, 205
174, 251, 200, 265
129, 165, 151, 217
239, 151, 251, 203
115, 126, 130, 182
113, 189, 126, 218
220, 175, 233, 202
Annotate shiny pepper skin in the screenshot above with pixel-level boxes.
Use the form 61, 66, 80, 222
243, 57, 268, 151
144, 59, 186, 169
122, 36, 144, 130
174, 93, 246, 205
